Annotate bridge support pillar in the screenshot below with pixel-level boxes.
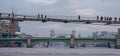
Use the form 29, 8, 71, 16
116, 39, 120, 49
70, 34, 75, 48
116, 28, 120, 49
27, 37, 33, 48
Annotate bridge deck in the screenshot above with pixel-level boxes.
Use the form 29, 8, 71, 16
0, 38, 116, 42
0, 13, 120, 24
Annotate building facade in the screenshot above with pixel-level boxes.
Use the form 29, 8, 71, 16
0, 20, 20, 38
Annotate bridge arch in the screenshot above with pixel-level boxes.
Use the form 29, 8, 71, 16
0, 41, 26, 47
75, 40, 116, 48
32, 41, 48, 48
14, 41, 27, 47
32, 40, 70, 48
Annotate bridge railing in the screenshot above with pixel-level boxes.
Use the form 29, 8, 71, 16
46, 15, 77, 20
0, 13, 97, 20
0, 13, 38, 19
47, 15, 97, 20
1, 12, 120, 24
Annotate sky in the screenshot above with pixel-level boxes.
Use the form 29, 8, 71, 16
0, 0, 120, 37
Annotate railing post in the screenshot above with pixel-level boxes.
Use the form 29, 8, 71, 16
26, 37, 33, 48
116, 28, 120, 49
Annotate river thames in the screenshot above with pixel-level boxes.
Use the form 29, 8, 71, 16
0, 47, 120, 56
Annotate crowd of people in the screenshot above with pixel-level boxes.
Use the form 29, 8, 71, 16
96, 16, 120, 21
77, 15, 120, 22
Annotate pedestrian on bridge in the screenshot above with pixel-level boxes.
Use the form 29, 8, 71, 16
97, 16, 99, 20
78, 15, 80, 20
45, 15, 47, 18
104, 16, 107, 21
8, 14, 10, 17
41, 14, 43, 18
106, 17, 109, 21
119, 18, 120, 21
109, 17, 112, 21
100, 16, 103, 21
0, 13, 1, 18
114, 17, 117, 21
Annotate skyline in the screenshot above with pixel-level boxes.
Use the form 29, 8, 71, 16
0, 0, 120, 37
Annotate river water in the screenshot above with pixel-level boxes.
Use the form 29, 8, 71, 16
0, 47, 120, 56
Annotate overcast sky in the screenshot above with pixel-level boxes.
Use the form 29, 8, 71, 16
0, 0, 120, 37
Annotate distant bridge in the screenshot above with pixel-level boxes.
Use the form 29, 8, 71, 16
0, 37, 116, 48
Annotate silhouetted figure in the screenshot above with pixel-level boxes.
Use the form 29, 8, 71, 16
97, 16, 99, 20
100, 16, 103, 21
119, 18, 120, 21
109, 17, 112, 21
38, 14, 40, 18
104, 17, 107, 21
45, 15, 47, 18
0, 13, 1, 18
78, 15, 80, 20
114, 17, 117, 21
106, 17, 112, 25
8, 14, 10, 17
41, 14, 43, 18
107, 17, 109, 21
